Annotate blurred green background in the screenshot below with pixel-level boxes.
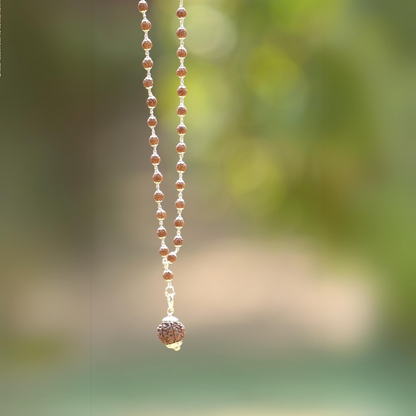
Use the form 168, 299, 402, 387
1, 0, 415, 415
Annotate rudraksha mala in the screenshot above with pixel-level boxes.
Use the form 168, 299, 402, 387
138, 0, 188, 351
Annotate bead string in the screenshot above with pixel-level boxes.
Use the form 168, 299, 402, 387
138, 0, 188, 317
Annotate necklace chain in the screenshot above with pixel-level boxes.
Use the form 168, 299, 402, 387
139, 0, 188, 317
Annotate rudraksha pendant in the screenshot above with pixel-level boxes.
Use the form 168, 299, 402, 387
157, 316, 186, 351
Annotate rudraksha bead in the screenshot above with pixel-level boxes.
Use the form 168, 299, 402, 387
157, 227, 167, 238
149, 135, 159, 146
142, 39, 152, 50
159, 245, 169, 256
157, 320, 186, 348
150, 154, 161, 165
174, 217, 184, 228
156, 209, 167, 220
167, 252, 177, 263
147, 97, 157, 108
141, 19, 151, 31
138, 1, 148, 12
176, 161, 187, 172
173, 236, 184, 246
143, 77, 154, 88
153, 172, 163, 183
142, 57, 153, 69
177, 105, 187, 116
177, 46, 188, 58
177, 66, 187, 77
147, 116, 158, 127
176, 28, 187, 39
175, 179, 185, 190
177, 124, 187, 135
176, 143, 187, 153
163, 269, 174, 281
175, 198, 185, 209
154, 190, 164, 201
176, 7, 187, 18
177, 86, 187, 97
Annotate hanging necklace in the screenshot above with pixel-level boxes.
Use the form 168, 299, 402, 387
138, 0, 188, 352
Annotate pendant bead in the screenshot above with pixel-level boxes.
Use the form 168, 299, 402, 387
163, 269, 174, 281
177, 67, 187, 77
141, 19, 151, 31
157, 320, 186, 351
176, 28, 187, 39
176, 7, 187, 18
149, 135, 159, 146
147, 116, 158, 127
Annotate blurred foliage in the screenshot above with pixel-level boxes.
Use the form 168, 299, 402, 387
1, 0, 415, 342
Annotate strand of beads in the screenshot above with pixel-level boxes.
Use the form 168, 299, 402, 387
138, 0, 171, 280
170, 1, 188, 264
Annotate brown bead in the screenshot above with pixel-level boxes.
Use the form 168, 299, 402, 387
175, 179, 186, 190
142, 39, 152, 50
150, 153, 161, 164
176, 161, 187, 172
157, 321, 186, 345
177, 124, 187, 135
147, 116, 157, 127
167, 252, 177, 263
174, 217, 184, 228
156, 209, 167, 220
176, 7, 187, 18
142, 57, 153, 69
154, 190, 164, 201
177, 105, 187, 116
163, 269, 174, 281
159, 245, 169, 256
142, 58, 153, 69
177, 66, 187, 77
177, 47, 188, 58
175, 198, 185, 209
176, 143, 187, 154
141, 19, 151, 31
177, 86, 187, 97
147, 96, 157, 108
138, 1, 148, 12
149, 135, 159, 146
143, 77, 154, 88
176, 28, 187, 39
173, 236, 184, 246
153, 172, 163, 183
157, 227, 167, 238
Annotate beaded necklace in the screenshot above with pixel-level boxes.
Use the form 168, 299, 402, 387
138, 0, 188, 351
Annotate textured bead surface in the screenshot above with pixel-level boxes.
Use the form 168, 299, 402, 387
177, 46, 188, 58
167, 252, 177, 263
149, 135, 159, 146
173, 236, 184, 246
176, 28, 187, 39
156, 209, 167, 220
153, 172, 163, 183
177, 105, 187, 116
177, 67, 187, 77
157, 321, 186, 345
147, 97, 157, 108
159, 245, 169, 256
177, 124, 187, 135
157, 227, 167, 238
176, 143, 187, 153
142, 39, 152, 50
175, 179, 185, 190
154, 190, 164, 201
150, 154, 161, 165
177, 86, 187, 97
141, 19, 151, 31
143, 77, 154, 88
175, 198, 185, 209
176, 161, 187, 172
176, 7, 187, 18
138, 1, 148, 12
147, 116, 157, 127
174, 217, 184, 228
163, 269, 174, 281
142, 57, 153, 69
